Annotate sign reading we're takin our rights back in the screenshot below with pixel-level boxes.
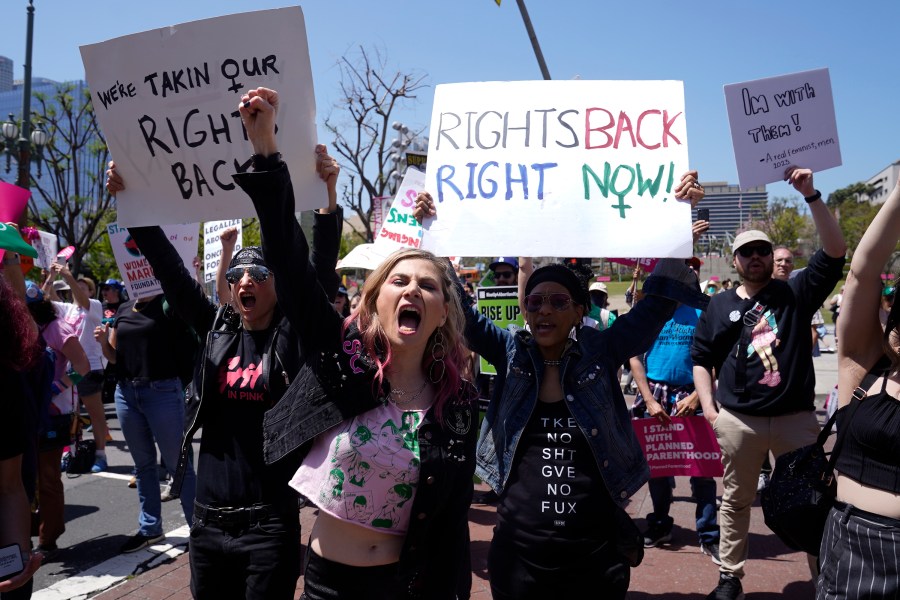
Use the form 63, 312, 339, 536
724, 68, 841, 190
420, 80, 692, 259
80, 7, 326, 227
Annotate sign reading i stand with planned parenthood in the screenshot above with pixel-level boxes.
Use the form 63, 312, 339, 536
80, 8, 326, 227
724, 68, 842, 189
420, 80, 692, 258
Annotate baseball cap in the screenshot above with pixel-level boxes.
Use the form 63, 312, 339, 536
25, 280, 44, 304
589, 281, 608, 293
228, 246, 268, 270
732, 230, 772, 254
686, 257, 703, 270
101, 278, 124, 290
52, 280, 71, 292
336, 286, 349, 298
489, 257, 519, 271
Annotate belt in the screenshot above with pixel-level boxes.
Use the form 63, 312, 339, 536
193, 501, 279, 527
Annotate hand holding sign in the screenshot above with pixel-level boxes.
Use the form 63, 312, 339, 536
785, 166, 816, 198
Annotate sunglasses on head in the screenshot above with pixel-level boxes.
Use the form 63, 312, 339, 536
523, 293, 573, 312
225, 265, 272, 285
736, 244, 772, 258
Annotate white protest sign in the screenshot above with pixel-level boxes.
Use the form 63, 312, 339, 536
80, 8, 325, 227
203, 219, 242, 283
107, 222, 199, 299
421, 80, 691, 258
374, 168, 426, 253
724, 68, 841, 189
336, 243, 393, 271
31, 230, 59, 269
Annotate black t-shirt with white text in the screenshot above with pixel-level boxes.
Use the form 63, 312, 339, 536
196, 328, 296, 509
497, 399, 616, 566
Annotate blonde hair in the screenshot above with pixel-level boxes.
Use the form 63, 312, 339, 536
347, 249, 469, 419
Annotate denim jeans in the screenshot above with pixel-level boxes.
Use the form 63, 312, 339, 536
647, 476, 719, 545
189, 511, 300, 600
115, 378, 195, 536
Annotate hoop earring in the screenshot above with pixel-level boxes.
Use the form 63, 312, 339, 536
429, 328, 446, 383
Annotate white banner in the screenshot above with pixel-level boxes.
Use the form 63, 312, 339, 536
724, 68, 841, 189
203, 219, 242, 283
80, 7, 326, 227
107, 222, 199, 299
421, 80, 691, 258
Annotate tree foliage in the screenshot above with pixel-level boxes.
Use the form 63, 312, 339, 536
27, 83, 114, 275
325, 46, 428, 243
827, 182, 881, 260
747, 196, 813, 249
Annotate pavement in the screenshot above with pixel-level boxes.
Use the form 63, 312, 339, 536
34, 348, 839, 600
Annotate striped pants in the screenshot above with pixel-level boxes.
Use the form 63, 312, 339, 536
817, 501, 900, 600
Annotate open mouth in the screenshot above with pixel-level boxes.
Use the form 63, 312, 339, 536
533, 321, 555, 333
398, 306, 421, 334
239, 292, 256, 310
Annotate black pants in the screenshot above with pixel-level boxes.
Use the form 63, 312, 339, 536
300, 550, 403, 600
189, 510, 301, 600
488, 529, 630, 600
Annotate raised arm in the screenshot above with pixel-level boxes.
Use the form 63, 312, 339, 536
517, 257, 533, 315
232, 87, 342, 347
786, 167, 847, 259
217, 227, 238, 306
838, 178, 900, 400
52, 261, 89, 310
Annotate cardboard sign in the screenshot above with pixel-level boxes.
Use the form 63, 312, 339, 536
107, 222, 198, 299
631, 416, 723, 478
375, 168, 426, 253
80, 7, 325, 227
203, 219, 242, 283
724, 68, 841, 189
476, 286, 523, 376
421, 80, 691, 258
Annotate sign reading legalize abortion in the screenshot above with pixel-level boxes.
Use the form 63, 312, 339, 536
421, 80, 691, 258
80, 8, 325, 227
724, 68, 841, 189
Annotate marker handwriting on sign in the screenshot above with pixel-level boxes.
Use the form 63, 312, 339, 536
583, 161, 676, 218
741, 82, 816, 116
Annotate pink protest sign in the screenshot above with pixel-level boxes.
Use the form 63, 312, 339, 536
608, 257, 659, 271
631, 416, 723, 478
0, 181, 30, 222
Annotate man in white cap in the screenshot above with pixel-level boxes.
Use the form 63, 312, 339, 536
691, 167, 846, 600
588, 281, 616, 330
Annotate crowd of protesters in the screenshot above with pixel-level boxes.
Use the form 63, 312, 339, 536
2, 83, 896, 600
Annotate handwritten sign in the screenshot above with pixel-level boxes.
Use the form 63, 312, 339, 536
631, 416, 723, 478
203, 219, 242, 283
476, 286, 523, 376
375, 168, 426, 252
107, 222, 198, 299
421, 80, 691, 258
724, 68, 841, 189
80, 8, 325, 227
29, 230, 59, 269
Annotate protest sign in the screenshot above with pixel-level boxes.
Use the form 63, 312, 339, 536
0, 181, 31, 264
374, 168, 426, 253
336, 243, 393, 271
107, 222, 198, 299
476, 286, 523, 375
631, 416, 723, 478
724, 68, 841, 189
30, 230, 59, 269
371, 196, 391, 240
421, 80, 691, 258
203, 219, 242, 283
607, 257, 658, 272
80, 7, 325, 227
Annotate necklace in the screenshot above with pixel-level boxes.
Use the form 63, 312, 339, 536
544, 359, 562, 367
389, 380, 429, 406
132, 301, 150, 313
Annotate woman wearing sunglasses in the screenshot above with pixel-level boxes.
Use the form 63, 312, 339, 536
234, 87, 478, 600
417, 172, 707, 599
104, 142, 343, 598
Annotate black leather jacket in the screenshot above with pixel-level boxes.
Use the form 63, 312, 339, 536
127, 202, 342, 500
235, 164, 478, 600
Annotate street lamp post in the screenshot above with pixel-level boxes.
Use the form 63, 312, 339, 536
386, 121, 426, 194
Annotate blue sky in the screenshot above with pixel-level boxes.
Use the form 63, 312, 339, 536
3, 0, 898, 200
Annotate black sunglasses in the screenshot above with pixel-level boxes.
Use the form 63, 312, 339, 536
493, 270, 515, 280
523, 293, 573, 312
225, 265, 272, 285
736, 245, 773, 258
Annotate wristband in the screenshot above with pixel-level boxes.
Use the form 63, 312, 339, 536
804, 189, 822, 203
250, 152, 282, 171
66, 370, 84, 386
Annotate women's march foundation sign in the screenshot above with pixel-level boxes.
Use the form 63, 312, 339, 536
421, 80, 692, 258
80, 8, 325, 227
107, 222, 198, 299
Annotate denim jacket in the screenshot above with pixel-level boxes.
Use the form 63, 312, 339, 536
235, 164, 478, 600
467, 266, 708, 504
